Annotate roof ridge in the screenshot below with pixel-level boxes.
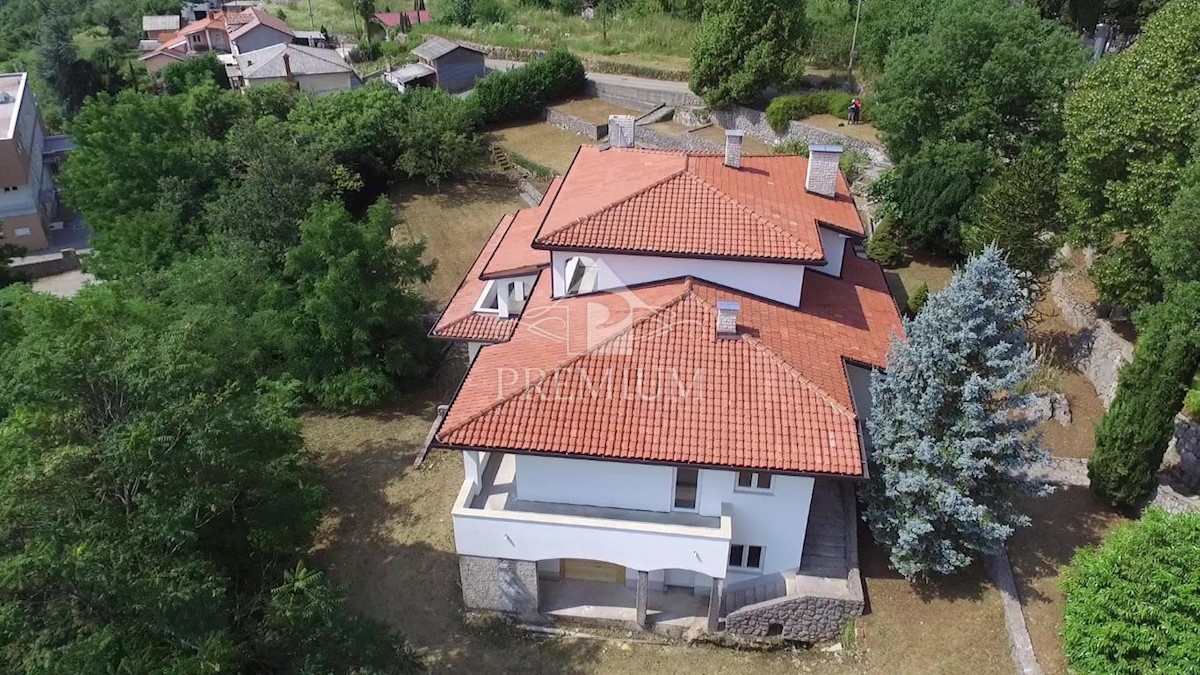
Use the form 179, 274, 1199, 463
685, 163, 823, 258
686, 289, 856, 419
538, 168, 689, 243
440, 281, 698, 437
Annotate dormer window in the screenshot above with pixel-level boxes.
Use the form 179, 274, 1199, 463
564, 256, 598, 296
474, 280, 528, 318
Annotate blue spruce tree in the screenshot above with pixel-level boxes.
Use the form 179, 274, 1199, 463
862, 246, 1048, 579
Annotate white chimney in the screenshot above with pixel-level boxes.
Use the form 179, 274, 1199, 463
723, 129, 744, 168
805, 144, 843, 198
609, 115, 636, 148
716, 300, 740, 339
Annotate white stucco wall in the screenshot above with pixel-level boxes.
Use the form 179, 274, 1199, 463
510, 454, 815, 579
246, 71, 353, 96
818, 226, 849, 278
550, 250, 807, 306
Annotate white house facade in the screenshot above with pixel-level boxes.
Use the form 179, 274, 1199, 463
430, 133, 902, 640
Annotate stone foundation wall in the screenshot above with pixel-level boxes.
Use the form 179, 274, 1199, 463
459, 555, 540, 618
544, 108, 606, 140
725, 594, 863, 642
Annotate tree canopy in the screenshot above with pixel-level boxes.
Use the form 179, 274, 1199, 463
689, 0, 808, 108
863, 247, 1046, 579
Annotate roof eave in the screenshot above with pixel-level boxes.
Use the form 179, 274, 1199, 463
528, 241, 828, 267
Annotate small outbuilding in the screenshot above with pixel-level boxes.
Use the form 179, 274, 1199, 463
411, 36, 486, 93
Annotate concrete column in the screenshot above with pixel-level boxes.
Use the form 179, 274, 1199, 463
707, 577, 724, 632
635, 570, 648, 628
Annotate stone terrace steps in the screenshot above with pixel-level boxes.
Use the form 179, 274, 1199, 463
798, 481, 850, 579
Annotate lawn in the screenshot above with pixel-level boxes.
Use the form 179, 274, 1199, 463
882, 253, 957, 311
390, 179, 527, 305
803, 113, 883, 146
1006, 488, 1126, 675
306, 362, 1015, 673
549, 96, 641, 125
486, 120, 592, 175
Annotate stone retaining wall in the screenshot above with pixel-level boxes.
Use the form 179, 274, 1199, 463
12, 248, 84, 280
1167, 415, 1200, 491
1050, 263, 1134, 408
633, 126, 723, 153
724, 594, 863, 642
459, 555, 540, 618
544, 108, 606, 140
585, 79, 697, 111
702, 105, 891, 168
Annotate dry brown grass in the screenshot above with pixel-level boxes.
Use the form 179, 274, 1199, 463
1007, 488, 1126, 675
486, 121, 593, 175
390, 180, 527, 306
549, 97, 641, 125
804, 114, 883, 146
690, 125, 775, 155
883, 253, 957, 310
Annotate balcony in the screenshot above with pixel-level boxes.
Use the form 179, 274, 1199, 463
452, 453, 732, 579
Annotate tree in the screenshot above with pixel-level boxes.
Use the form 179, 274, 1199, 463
1091, 233, 1162, 312
872, 0, 1087, 162
283, 199, 435, 408
470, 48, 585, 122
0, 283, 421, 672
35, 16, 78, 101
1060, 0, 1200, 309
862, 247, 1046, 579
1088, 282, 1200, 506
866, 215, 906, 268
962, 146, 1065, 302
690, 0, 808, 108
1062, 509, 1200, 675
394, 88, 481, 185
857, 0, 947, 71
887, 140, 997, 256
1149, 160, 1200, 292
160, 52, 231, 94
205, 117, 333, 262
0, 243, 26, 290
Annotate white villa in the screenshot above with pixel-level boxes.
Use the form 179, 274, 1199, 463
429, 125, 903, 640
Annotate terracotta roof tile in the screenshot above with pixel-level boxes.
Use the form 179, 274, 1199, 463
480, 176, 563, 279
436, 257, 902, 475
430, 214, 522, 343
532, 147, 864, 262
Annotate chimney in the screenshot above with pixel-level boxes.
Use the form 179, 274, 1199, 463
805, 144, 843, 198
608, 114, 636, 148
716, 300, 740, 339
723, 129, 744, 168
282, 51, 293, 81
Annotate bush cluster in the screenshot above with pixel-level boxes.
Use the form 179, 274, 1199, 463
867, 215, 906, 268
472, 48, 586, 123
1062, 509, 1200, 675
765, 91, 869, 132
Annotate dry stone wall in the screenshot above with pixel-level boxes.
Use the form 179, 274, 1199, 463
725, 594, 863, 642
459, 555, 540, 618
1050, 263, 1134, 408
699, 105, 892, 168
544, 108, 606, 140
1166, 415, 1200, 491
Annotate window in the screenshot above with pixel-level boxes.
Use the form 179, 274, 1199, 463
736, 471, 773, 491
673, 467, 699, 510
728, 544, 764, 571
564, 256, 598, 295
474, 280, 528, 318
13, 227, 31, 237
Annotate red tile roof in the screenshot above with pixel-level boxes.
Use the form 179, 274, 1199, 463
436, 244, 903, 475
480, 176, 563, 279
532, 147, 864, 263
429, 214, 523, 343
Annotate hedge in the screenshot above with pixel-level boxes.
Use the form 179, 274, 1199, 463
765, 91, 871, 133
472, 48, 586, 124
1062, 509, 1200, 675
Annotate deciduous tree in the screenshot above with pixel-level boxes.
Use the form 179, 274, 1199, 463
690, 0, 808, 108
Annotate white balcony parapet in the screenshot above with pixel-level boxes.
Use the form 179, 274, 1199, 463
452, 454, 732, 579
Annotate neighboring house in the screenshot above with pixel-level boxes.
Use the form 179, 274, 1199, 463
375, 10, 432, 29
231, 43, 357, 96
139, 8, 295, 74
429, 128, 904, 640
142, 15, 181, 41
0, 73, 57, 252
411, 36, 485, 93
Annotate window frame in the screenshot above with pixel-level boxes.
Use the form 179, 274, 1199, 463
734, 470, 774, 493
728, 544, 765, 572
473, 280, 501, 314
672, 466, 701, 512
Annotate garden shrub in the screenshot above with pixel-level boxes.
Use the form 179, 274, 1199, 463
765, 91, 870, 132
906, 282, 929, 315
472, 48, 586, 123
773, 140, 809, 155
473, 0, 507, 24
867, 216, 906, 268
1062, 509, 1200, 675
1089, 282, 1200, 506
1184, 379, 1200, 419
351, 40, 382, 62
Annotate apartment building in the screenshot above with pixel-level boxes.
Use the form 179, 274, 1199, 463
0, 73, 54, 253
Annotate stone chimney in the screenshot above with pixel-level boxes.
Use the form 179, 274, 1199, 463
716, 300, 740, 339
724, 129, 744, 169
805, 144, 843, 198
609, 115, 636, 148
